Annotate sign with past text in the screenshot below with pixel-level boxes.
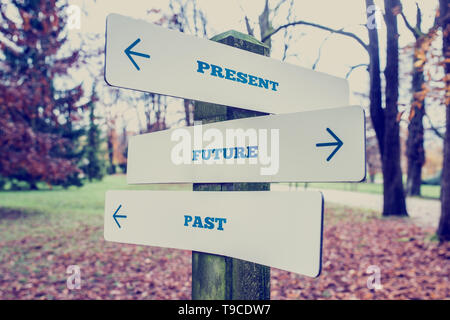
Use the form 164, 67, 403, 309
105, 13, 349, 114
104, 190, 324, 277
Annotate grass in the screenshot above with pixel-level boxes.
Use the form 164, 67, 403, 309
0, 175, 190, 216
282, 182, 440, 199
0, 176, 194, 299
0, 175, 190, 241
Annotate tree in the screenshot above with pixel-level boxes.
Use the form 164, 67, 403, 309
400, 3, 440, 196
82, 83, 105, 182
0, 0, 86, 188
167, 0, 206, 126
438, 0, 450, 241
382, 0, 408, 216
259, 0, 273, 48
366, 115, 382, 183
254, 0, 408, 217
365, 0, 384, 161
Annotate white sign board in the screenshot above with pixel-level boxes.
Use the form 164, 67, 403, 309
127, 105, 366, 184
105, 13, 349, 114
104, 190, 323, 277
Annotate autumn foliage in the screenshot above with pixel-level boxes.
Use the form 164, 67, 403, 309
0, 0, 85, 187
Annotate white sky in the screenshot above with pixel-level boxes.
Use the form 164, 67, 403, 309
64, 0, 443, 141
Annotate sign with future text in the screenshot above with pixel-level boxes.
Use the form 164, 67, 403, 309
126, 105, 366, 184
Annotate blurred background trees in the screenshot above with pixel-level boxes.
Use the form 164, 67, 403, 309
0, 0, 449, 240
0, 0, 88, 189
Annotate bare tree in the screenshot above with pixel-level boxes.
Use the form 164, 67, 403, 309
382, 0, 408, 216
400, 2, 440, 196
255, 0, 408, 216
438, 0, 450, 241
259, 0, 272, 48
365, 0, 384, 161
167, 0, 208, 126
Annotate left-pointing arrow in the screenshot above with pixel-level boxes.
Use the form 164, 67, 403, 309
124, 38, 150, 71
113, 204, 127, 229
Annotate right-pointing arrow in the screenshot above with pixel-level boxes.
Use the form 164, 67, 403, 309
316, 128, 344, 162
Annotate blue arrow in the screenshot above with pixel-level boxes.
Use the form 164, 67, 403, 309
113, 204, 127, 229
124, 38, 150, 71
316, 128, 344, 162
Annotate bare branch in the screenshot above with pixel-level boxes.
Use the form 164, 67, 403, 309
399, 1, 427, 38
244, 15, 254, 37
261, 20, 368, 52
415, 2, 422, 31
238, 2, 254, 37
259, 0, 271, 47
272, 0, 287, 17
399, 11, 421, 38
312, 34, 331, 70
199, 10, 208, 38
424, 113, 444, 139
345, 63, 369, 79
281, 0, 295, 61
192, 0, 199, 35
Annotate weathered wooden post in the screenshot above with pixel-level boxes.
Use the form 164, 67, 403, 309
192, 30, 271, 300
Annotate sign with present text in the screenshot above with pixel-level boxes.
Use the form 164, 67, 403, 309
105, 13, 349, 114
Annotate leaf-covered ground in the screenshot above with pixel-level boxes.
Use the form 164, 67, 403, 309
0, 204, 448, 300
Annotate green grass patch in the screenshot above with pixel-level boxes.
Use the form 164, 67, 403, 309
0, 174, 190, 216
0, 175, 190, 241
283, 182, 440, 199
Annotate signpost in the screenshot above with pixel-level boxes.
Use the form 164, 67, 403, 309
126, 105, 366, 184
103, 13, 365, 301
105, 13, 349, 114
104, 190, 324, 278
190, 32, 273, 300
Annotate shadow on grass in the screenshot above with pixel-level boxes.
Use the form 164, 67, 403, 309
0, 207, 46, 221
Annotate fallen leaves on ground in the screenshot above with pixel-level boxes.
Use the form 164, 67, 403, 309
0, 206, 448, 299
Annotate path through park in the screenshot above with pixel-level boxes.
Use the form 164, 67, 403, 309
272, 184, 441, 228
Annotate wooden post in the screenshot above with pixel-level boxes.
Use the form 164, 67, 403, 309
192, 30, 271, 300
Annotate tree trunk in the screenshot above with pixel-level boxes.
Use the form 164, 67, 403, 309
383, 0, 408, 216
184, 99, 192, 126
144, 93, 154, 132
406, 53, 426, 196
365, 0, 385, 158
259, 0, 272, 49
438, 105, 450, 241
437, 0, 450, 241
107, 131, 115, 175
192, 31, 271, 300
29, 181, 38, 190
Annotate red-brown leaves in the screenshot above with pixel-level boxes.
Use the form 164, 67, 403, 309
0, 0, 85, 185
0, 206, 448, 300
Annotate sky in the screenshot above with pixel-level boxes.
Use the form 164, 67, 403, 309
63, 0, 443, 140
